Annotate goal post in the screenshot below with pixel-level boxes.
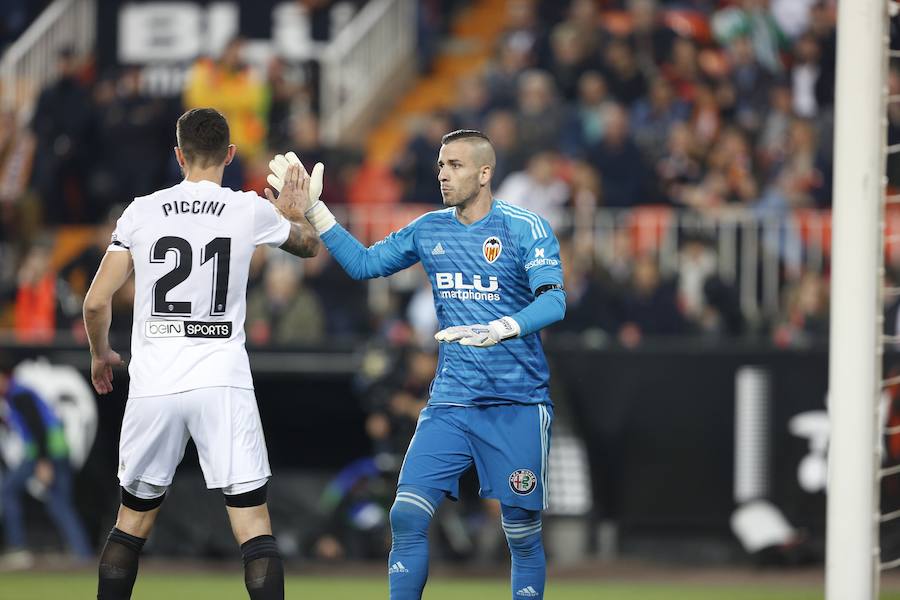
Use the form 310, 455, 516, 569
825, 0, 889, 598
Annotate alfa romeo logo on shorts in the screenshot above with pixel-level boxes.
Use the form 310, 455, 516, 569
509, 469, 537, 495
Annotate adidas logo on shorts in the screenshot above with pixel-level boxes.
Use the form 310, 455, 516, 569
388, 561, 409, 574
516, 586, 539, 597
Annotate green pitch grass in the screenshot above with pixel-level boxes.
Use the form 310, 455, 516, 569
2, 572, 900, 600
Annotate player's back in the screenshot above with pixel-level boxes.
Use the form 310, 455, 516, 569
112, 179, 289, 398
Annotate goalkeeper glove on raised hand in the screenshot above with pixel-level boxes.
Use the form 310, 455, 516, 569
267, 152, 335, 233
434, 317, 521, 348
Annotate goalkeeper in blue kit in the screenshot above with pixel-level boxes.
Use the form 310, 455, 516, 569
265, 130, 565, 600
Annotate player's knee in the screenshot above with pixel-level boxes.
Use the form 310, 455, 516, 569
224, 480, 269, 508
501, 506, 543, 555
390, 488, 438, 536
121, 481, 166, 512
117, 483, 165, 538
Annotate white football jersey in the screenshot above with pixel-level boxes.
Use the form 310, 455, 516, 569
108, 179, 290, 398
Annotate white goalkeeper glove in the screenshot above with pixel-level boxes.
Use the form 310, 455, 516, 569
267, 152, 335, 233
434, 316, 521, 348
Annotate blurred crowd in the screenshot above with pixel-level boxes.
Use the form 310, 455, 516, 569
0, 0, 893, 354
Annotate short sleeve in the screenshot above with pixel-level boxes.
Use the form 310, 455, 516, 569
517, 215, 563, 294
253, 195, 291, 247
107, 206, 134, 252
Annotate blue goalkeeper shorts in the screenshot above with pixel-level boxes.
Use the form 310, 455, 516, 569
398, 403, 552, 511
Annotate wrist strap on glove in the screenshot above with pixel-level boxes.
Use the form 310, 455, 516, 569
489, 316, 521, 341
305, 201, 337, 233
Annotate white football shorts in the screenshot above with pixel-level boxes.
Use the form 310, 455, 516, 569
117, 386, 271, 490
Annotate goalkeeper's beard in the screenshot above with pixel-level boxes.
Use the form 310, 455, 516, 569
441, 182, 479, 208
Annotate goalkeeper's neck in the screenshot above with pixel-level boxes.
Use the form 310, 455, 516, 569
454, 190, 494, 226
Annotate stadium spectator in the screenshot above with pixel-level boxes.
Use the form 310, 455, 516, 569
564, 0, 604, 57
552, 236, 621, 338
183, 37, 268, 159
662, 37, 703, 104
728, 35, 773, 132
266, 56, 312, 155
712, 0, 787, 75
631, 77, 689, 162
602, 39, 648, 105
677, 234, 743, 337
452, 76, 492, 131
482, 109, 525, 184
29, 48, 92, 224
514, 70, 567, 156
790, 32, 824, 119
246, 260, 325, 346
496, 152, 569, 228
13, 242, 57, 343
484, 34, 534, 110
561, 71, 614, 158
619, 254, 685, 345
0, 367, 92, 568
655, 122, 703, 205
627, 0, 675, 77
773, 270, 829, 346
87, 68, 170, 215
394, 112, 453, 204
588, 103, 654, 207
544, 23, 597, 101
303, 248, 371, 340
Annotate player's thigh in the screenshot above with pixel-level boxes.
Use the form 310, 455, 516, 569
399, 405, 474, 501
469, 403, 552, 511
118, 393, 191, 489
183, 387, 271, 489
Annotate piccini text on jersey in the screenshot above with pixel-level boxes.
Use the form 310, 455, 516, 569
162, 199, 226, 217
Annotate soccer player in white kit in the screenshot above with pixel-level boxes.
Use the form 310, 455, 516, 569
82, 108, 319, 600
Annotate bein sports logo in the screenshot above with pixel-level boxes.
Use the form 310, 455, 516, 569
145, 320, 233, 339
436, 272, 501, 302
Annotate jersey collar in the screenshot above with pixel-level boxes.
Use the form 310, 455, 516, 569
453, 199, 497, 229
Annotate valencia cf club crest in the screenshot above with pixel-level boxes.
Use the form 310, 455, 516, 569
509, 469, 537, 495
483, 236, 502, 264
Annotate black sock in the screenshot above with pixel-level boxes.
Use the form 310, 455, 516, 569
97, 528, 146, 600
241, 534, 284, 600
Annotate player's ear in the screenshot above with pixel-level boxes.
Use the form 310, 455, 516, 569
480, 165, 492, 186
174, 146, 185, 168
224, 144, 237, 166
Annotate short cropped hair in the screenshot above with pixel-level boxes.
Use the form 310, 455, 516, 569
176, 108, 230, 168
441, 129, 496, 172
441, 129, 492, 146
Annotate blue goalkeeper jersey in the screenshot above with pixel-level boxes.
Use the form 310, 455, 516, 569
321, 200, 565, 407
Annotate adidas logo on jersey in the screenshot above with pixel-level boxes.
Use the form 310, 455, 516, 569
388, 562, 409, 574
431, 243, 445, 255
516, 586, 539, 597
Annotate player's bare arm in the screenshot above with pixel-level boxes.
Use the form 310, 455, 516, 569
263, 161, 321, 257
83, 250, 132, 394
279, 220, 319, 258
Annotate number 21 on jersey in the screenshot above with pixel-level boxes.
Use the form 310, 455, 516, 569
150, 236, 231, 317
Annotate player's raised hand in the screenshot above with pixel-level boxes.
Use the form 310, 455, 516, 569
91, 349, 124, 394
264, 163, 310, 222
267, 152, 335, 234
267, 152, 324, 204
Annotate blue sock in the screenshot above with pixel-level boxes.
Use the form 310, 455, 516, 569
388, 485, 444, 600
501, 504, 545, 600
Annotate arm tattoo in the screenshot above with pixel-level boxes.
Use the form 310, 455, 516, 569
280, 221, 320, 257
